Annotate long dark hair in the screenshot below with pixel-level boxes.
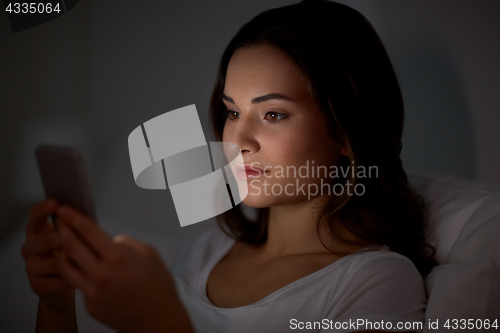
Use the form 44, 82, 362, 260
209, 0, 437, 278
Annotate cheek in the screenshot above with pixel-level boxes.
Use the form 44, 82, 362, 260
276, 125, 331, 165
275, 136, 307, 163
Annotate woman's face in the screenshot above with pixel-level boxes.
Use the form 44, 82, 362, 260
222, 45, 343, 208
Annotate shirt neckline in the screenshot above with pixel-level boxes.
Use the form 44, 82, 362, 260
196, 229, 389, 311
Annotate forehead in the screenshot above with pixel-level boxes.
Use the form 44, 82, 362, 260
224, 45, 309, 100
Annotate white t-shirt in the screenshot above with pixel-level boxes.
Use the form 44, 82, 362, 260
171, 226, 427, 333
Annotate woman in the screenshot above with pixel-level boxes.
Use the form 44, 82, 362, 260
22, 1, 437, 332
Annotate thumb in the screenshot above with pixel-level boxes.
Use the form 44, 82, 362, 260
113, 234, 152, 253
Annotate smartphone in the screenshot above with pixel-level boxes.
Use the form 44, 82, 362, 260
36, 145, 97, 223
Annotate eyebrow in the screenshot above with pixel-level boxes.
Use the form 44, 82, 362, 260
221, 92, 293, 104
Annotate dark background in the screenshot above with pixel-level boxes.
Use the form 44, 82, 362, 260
1, 1, 499, 331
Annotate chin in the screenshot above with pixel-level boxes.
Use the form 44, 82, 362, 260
240, 192, 295, 209
241, 195, 271, 209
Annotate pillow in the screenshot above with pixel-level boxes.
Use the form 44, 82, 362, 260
408, 172, 500, 264
407, 172, 500, 329
423, 261, 500, 328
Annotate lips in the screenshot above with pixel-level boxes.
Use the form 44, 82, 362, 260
235, 164, 267, 180
235, 164, 264, 172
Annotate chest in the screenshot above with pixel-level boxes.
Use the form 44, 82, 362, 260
205, 251, 342, 308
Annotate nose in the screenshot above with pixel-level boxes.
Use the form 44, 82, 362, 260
225, 115, 260, 157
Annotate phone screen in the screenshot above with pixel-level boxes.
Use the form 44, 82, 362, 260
36, 145, 97, 222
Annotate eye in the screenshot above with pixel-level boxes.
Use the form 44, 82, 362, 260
224, 110, 240, 121
265, 111, 287, 123
223, 110, 287, 123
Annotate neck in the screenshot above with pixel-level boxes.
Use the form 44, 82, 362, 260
259, 194, 333, 258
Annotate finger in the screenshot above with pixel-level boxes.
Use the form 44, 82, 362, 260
30, 276, 71, 296
26, 199, 59, 236
56, 205, 113, 258
25, 256, 59, 277
59, 249, 93, 294
21, 232, 61, 259
59, 221, 100, 276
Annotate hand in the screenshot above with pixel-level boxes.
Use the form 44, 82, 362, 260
21, 199, 75, 311
56, 205, 194, 333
